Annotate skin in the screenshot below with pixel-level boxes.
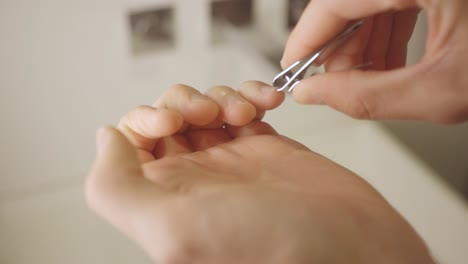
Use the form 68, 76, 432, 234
282, 0, 468, 124
86, 82, 435, 264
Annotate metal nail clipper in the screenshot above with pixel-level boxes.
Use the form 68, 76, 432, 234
273, 20, 367, 93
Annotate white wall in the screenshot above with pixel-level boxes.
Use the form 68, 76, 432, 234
1, 0, 466, 198
0, 0, 278, 195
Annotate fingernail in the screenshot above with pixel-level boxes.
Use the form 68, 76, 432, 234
260, 86, 275, 94
226, 93, 246, 105
190, 92, 209, 102
293, 85, 325, 105
280, 58, 286, 69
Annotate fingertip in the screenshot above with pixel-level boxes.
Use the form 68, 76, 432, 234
282, 2, 349, 68
291, 82, 325, 105
186, 96, 220, 126
156, 84, 220, 127
266, 87, 286, 109
157, 108, 185, 134
224, 101, 257, 126
143, 106, 185, 134
205, 85, 257, 126
291, 87, 308, 105
280, 57, 290, 70
121, 106, 185, 139
292, 70, 364, 106
281, 43, 303, 70
239, 81, 286, 110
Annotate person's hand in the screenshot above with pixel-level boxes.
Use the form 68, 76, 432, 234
283, 0, 468, 124
86, 82, 434, 264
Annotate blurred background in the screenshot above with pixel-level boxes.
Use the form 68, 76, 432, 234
1, 0, 467, 263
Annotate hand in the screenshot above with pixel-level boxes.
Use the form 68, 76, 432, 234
86, 82, 434, 264
283, 0, 468, 124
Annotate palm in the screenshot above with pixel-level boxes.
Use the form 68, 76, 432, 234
143, 127, 362, 195
134, 125, 407, 263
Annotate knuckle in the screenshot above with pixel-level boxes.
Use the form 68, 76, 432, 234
345, 90, 376, 120
117, 114, 130, 129
158, 84, 196, 106
134, 105, 151, 113
119, 105, 147, 127
168, 84, 192, 93
345, 103, 369, 120
134, 110, 152, 132
126, 105, 157, 134
207, 85, 234, 95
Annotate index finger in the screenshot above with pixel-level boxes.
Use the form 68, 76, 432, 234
281, 0, 420, 68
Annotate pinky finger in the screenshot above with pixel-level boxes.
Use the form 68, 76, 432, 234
238, 81, 286, 114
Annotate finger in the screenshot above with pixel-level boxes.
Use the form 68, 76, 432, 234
154, 84, 219, 126
363, 13, 394, 70
238, 81, 285, 119
324, 18, 373, 72
153, 135, 193, 159
136, 149, 155, 164
205, 86, 257, 126
291, 66, 431, 121
118, 106, 184, 153
86, 127, 166, 232
386, 9, 420, 70
227, 121, 278, 138
194, 81, 283, 128
186, 129, 232, 151
281, 0, 420, 68
190, 119, 225, 131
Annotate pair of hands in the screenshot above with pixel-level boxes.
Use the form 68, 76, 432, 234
85, 0, 467, 262
86, 82, 434, 263
284, 0, 468, 124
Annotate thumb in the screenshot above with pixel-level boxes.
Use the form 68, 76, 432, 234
85, 127, 160, 228
291, 66, 433, 121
